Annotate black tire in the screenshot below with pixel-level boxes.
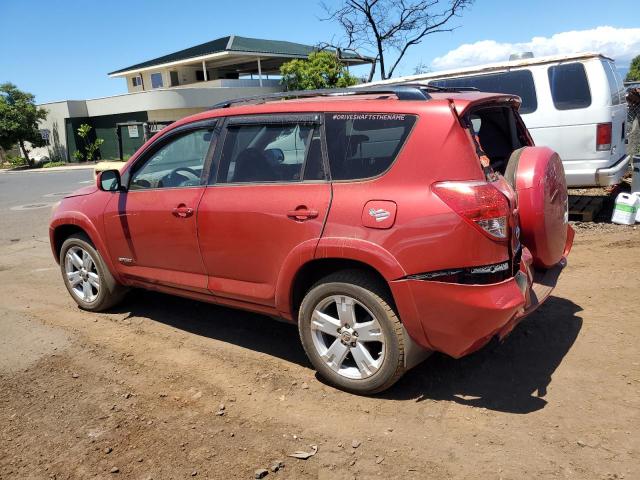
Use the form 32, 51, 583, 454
298, 270, 405, 394
59, 233, 127, 312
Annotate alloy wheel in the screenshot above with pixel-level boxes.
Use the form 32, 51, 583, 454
64, 246, 100, 303
310, 295, 386, 380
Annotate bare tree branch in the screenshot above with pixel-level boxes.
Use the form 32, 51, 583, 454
321, 0, 473, 80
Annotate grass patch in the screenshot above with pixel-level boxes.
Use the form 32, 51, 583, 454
42, 161, 67, 168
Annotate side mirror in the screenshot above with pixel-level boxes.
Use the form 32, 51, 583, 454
98, 169, 123, 192
264, 148, 285, 164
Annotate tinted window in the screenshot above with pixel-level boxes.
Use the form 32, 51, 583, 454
324, 113, 416, 180
130, 129, 212, 190
431, 70, 538, 114
217, 123, 318, 183
602, 60, 625, 105
150, 72, 163, 89
548, 63, 591, 110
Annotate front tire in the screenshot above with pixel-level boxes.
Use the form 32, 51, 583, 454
60, 233, 126, 311
298, 270, 405, 394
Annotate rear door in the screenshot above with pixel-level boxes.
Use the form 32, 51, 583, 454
197, 114, 331, 306
602, 59, 628, 160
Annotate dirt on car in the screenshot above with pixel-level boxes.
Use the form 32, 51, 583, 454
1, 224, 639, 479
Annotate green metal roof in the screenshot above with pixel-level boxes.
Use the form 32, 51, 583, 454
109, 35, 371, 75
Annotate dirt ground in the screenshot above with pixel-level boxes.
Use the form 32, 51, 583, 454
1, 223, 639, 480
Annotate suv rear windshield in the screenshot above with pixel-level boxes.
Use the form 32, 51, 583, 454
324, 113, 416, 181
430, 70, 538, 114
548, 62, 591, 110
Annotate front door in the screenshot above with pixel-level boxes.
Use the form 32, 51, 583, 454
197, 116, 331, 306
103, 124, 216, 291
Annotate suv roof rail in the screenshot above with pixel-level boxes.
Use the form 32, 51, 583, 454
209, 85, 432, 110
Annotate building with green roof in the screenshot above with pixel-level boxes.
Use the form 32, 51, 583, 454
34, 36, 372, 162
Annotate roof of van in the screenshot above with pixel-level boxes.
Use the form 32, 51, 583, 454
362, 52, 613, 87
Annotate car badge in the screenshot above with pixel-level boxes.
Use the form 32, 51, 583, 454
369, 208, 390, 222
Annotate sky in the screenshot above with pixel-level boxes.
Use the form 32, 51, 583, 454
0, 0, 638, 104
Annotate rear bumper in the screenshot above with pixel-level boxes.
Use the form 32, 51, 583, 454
596, 154, 631, 186
564, 155, 630, 187
390, 227, 574, 358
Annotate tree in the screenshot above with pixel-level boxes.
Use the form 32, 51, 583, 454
75, 123, 104, 162
322, 0, 473, 81
0, 83, 47, 166
626, 55, 640, 82
280, 51, 358, 91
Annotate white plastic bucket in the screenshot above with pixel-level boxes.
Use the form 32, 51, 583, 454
611, 192, 639, 225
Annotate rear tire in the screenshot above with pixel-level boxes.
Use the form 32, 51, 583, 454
60, 233, 127, 312
298, 270, 405, 394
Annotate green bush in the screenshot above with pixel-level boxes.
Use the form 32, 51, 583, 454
280, 51, 357, 91
6, 154, 26, 166
42, 161, 66, 168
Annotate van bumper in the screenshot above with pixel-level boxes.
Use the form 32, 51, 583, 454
596, 154, 630, 186
563, 155, 629, 187
389, 228, 574, 358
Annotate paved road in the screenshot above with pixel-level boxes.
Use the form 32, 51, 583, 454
0, 169, 93, 245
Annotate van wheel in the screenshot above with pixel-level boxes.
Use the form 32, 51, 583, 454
60, 233, 127, 312
298, 270, 405, 394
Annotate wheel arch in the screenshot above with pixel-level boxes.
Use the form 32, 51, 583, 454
286, 258, 396, 323
50, 214, 119, 282
274, 237, 406, 321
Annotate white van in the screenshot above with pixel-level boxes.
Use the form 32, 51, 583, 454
364, 53, 629, 187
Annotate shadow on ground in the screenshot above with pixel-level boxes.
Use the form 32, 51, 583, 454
112, 292, 582, 414
384, 296, 583, 413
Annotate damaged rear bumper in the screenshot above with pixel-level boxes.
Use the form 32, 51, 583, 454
390, 227, 574, 359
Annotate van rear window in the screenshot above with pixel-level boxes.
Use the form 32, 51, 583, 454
324, 114, 416, 180
548, 63, 592, 110
430, 70, 538, 114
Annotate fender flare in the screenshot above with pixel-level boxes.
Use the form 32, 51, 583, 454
50, 212, 121, 283
274, 236, 406, 318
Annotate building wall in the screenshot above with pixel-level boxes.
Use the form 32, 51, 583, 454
147, 108, 205, 122
35, 84, 284, 161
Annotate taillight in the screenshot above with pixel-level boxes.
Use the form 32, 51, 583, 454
596, 123, 612, 151
432, 181, 510, 241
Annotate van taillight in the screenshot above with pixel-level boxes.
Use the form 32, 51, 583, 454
432, 181, 509, 241
596, 123, 612, 151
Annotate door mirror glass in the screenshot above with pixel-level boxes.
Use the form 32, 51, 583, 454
98, 169, 122, 191
264, 148, 285, 164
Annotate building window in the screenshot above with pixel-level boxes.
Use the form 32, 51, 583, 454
196, 70, 205, 82
39, 129, 51, 146
150, 72, 163, 89
131, 76, 142, 88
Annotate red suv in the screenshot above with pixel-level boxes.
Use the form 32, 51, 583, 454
50, 85, 573, 394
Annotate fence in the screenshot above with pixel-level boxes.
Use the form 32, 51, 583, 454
628, 91, 640, 157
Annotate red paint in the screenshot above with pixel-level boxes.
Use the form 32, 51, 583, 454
50, 90, 573, 360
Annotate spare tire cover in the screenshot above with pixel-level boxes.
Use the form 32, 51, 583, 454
505, 146, 568, 269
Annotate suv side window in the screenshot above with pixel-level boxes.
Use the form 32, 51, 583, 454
324, 113, 416, 181
548, 62, 592, 110
130, 128, 213, 190
217, 123, 323, 183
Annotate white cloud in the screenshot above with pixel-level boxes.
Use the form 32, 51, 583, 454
431, 26, 640, 70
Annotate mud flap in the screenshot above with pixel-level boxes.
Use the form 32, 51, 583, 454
402, 324, 432, 370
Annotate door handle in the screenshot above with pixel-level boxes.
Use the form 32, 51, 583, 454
287, 207, 319, 221
172, 204, 194, 218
